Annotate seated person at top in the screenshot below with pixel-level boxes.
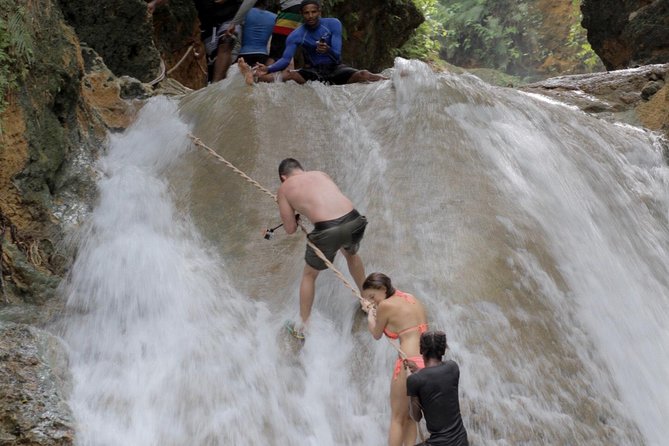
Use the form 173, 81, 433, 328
194, 0, 256, 82
254, 0, 387, 84
236, 0, 276, 83
237, 0, 301, 84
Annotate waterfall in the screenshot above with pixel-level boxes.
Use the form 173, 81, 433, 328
61, 59, 669, 445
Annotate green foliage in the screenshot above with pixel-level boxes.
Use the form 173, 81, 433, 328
0, 2, 34, 127
419, 0, 602, 77
7, 7, 34, 67
437, 0, 543, 74
398, 0, 446, 61
567, 0, 600, 71
0, 18, 11, 114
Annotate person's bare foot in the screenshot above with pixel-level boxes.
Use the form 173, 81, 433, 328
238, 57, 254, 86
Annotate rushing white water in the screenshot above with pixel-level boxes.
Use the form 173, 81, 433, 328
61, 59, 669, 445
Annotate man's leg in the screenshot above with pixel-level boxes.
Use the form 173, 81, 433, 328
341, 249, 365, 291
212, 39, 235, 82
281, 70, 307, 84
299, 264, 321, 326
347, 70, 388, 84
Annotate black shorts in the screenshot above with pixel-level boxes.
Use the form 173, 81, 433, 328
269, 33, 289, 61
305, 209, 367, 270
237, 53, 270, 66
297, 64, 359, 85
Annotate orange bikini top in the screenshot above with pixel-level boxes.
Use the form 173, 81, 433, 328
383, 290, 429, 340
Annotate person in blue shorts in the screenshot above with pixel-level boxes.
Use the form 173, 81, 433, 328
254, 0, 387, 84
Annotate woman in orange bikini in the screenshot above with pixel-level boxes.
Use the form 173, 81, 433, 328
362, 272, 429, 446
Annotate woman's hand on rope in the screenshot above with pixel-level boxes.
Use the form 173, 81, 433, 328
362, 300, 376, 317
360, 299, 372, 313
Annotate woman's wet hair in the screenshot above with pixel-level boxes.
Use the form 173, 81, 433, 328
278, 158, 303, 177
362, 272, 396, 298
420, 331, 448, 360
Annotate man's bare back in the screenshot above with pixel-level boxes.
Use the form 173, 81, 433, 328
277, 170, 353, 233
275, 158, 367, 333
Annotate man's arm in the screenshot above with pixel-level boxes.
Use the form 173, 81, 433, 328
277, 190, 298, 234
327, 19, 343, 62
406, 375, 424, 422
408, 396, 423, 422
230, 0, 256, 25
265, 31, 300, 73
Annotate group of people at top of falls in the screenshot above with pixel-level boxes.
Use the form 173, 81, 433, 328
149, 0, 387, 85
149, 1, 466, 444
277, 158, 469, 446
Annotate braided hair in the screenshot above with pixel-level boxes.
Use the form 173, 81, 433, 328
420, 331, 448, 360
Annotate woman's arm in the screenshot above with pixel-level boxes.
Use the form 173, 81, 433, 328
367, 301, 389, 340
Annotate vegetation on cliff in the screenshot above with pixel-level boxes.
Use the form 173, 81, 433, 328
401, 0, 602, 80
0, 1, 34, 124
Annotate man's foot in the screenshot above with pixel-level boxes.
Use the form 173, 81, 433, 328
284, 320, 305, 341
237, 57, 255, 86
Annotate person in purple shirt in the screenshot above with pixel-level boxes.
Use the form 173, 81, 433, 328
253, 0, 387, 84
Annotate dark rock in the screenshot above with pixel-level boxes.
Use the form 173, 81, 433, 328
620, 91, 642, 104
641, 80, 664, 100
150, 0, 206, 90
325, 0, 423, 72
520, 64, 669, 138
0, 323, 74, 445
0, 245, 60, 306
57, 0, 162, 82
581, 0, 669, 70
119, 76, 152, 100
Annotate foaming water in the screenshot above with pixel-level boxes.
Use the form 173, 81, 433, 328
61, 60, 669, 445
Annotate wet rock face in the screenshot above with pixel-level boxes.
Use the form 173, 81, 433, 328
0, 323, 74, 445
520, 64, 669, 138
581, 0, 669, 70
0, 0, 136, 310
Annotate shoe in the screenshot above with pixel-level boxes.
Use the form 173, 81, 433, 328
284, 320, 305, 341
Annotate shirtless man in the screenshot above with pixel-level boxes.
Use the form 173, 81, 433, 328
277, 158, 367, 336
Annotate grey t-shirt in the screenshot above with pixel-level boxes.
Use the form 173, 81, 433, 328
406, 361, 468, 446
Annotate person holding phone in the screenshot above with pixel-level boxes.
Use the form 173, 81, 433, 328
254, 0, 387, 84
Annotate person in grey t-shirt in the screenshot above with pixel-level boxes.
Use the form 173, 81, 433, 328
406, 331, 469, 446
